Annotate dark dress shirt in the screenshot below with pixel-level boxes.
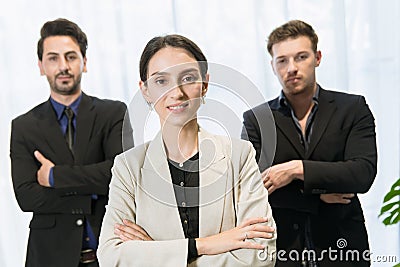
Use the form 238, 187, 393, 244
278, 85, 320, 153
168, 152, 199, 262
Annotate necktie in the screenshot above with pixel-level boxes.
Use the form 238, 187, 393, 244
64, 107, 74, 152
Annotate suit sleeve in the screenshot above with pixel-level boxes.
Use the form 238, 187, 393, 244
190, 143, 276, 267
303, 96, 377, 194
242, 107, 276, 172
10, 119, 92, 214
97, 154, 189, 267
52, 102, 130, 195
241, 110, 262, 162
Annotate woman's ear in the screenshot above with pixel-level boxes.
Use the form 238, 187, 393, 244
202, 73, 210, 96
139, 80, 152, 104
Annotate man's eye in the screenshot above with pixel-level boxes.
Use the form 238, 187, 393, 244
67, 55, 77, 61
297, 54, 308, 61
48, 57, 57, 61
277, 58, 287, 64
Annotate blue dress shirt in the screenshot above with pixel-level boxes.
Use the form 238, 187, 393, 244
49, 94, 98, 250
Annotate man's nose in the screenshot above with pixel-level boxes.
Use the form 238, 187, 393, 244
58, 57, 69, 72
287, 58, 298, 74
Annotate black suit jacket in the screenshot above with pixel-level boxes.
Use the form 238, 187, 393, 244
10, 93, 129, 267
242, 87, 377, 265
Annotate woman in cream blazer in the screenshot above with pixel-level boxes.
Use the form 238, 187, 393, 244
98, 34, 276, 267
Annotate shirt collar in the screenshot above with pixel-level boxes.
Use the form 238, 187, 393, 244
50, 93, 82, 120
279, 84, 320, 108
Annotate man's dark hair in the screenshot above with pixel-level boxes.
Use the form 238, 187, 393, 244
37, 18, 88, 60
267, 20, 318, 56
139, 34, 208, 82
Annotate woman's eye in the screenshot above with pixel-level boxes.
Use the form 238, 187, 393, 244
182, 76, 193, 83
182, 74, 198, 84
155, 79, 167, 85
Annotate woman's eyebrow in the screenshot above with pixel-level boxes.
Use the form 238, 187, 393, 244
149, 71, 170, 77
178, 68, 199, 75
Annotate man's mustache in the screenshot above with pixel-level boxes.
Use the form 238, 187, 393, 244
56, 71, 73, 78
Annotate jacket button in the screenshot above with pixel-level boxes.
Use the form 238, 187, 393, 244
76, 219, 83, 226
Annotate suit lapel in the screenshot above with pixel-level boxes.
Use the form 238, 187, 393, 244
139, 129, 229, 239
140, 132, 185, 238
306, 89, 336, 158
198, 130, 228, 237
270, 99, 305, 158
37, 100, 74, 162
74, 93, 96, 163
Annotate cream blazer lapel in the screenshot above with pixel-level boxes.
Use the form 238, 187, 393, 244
137, 129, 229, 240
197, 129, 229, 237
138, 131, 184, 240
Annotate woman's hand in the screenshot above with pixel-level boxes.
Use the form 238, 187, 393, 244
114, 219, 153, 241
195, 217, 275, 255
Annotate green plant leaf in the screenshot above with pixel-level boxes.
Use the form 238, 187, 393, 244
383, 189, 400, 202
392, 211, 400, 224
380, 178, 400, 226
383, 215, 394, 225
379, 202, 399, 215
390, 178, 400, 189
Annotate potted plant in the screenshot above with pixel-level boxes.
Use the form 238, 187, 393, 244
379, 178, 400, 267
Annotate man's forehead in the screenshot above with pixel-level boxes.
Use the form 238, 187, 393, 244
43, 36, 80, 52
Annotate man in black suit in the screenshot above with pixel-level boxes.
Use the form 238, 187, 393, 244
10, 18, 131, 267
242, 20, 377, 266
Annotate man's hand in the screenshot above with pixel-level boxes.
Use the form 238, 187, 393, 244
320, 193, 355, 204
114, 219, 153, 241
34, 150, 54, 187
262, 160, 304, 194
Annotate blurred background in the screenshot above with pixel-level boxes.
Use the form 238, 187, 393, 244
1, 0, 399, 266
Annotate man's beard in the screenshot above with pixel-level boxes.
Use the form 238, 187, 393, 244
49, 71, 82, 95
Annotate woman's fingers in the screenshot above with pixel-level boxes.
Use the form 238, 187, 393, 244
114, 225, 142, 241
239, 217, 275, 238
114, 220, 153, 241
239, 217, 269, 228
122, 219, 150, 237
244, 228, 275, 239
240, 240, 265, 250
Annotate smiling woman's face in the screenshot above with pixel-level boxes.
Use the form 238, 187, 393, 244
140, 46, 208, 128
